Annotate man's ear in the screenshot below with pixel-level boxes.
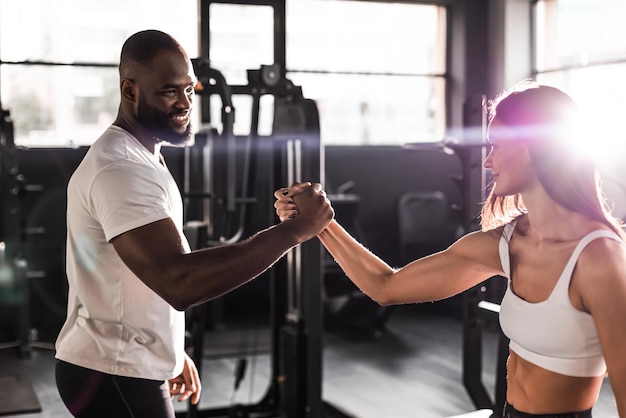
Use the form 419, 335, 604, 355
121, 79, 137, 103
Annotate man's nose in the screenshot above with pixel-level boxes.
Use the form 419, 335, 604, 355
176, 91, 192, 109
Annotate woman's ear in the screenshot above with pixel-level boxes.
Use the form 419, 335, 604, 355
121, 79, 137, 103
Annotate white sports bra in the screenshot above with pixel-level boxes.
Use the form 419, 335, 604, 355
498, 222, 622, 377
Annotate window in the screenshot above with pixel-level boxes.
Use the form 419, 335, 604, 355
0, 0, 198, 147
534, 0, 626, 219
534, 0, 626, 120
287, 1, 446, 145
204, 1, 447, 145
1, 0, 447, 147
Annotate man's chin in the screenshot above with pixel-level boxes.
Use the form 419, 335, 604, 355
156, 127, 193, 146
165, 135, 192, 147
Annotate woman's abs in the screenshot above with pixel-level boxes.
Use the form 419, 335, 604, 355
506, 350, 603, 414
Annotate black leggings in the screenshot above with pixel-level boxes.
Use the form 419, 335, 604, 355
500, 401, 592, 418
55, 360, 175, 418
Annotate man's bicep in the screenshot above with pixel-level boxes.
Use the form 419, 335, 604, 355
111, 218, 186, 288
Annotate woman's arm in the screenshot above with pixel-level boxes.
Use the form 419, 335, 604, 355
578, 239, 626, 416
318, 220, 503, 305
276, 183, 504, 306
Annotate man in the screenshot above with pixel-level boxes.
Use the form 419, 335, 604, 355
54, 30, 333, 418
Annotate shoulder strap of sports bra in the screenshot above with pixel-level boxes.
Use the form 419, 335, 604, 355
553, 230, 623, 296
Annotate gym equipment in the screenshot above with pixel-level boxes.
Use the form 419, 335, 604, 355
0, 106, 65, 352
323, 189, 393, 341
457, 96, 507, 417
404, 95, 508, 417
178, 2, 347, 417
397, 190, 460, 263
0, 107, 30, 358
0, 107, 43, 416
180, 61, 331, 418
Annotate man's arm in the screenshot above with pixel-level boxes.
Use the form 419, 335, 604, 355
112, 183, 333, 310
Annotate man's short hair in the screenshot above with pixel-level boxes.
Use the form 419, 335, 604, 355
119, 30, 184, 73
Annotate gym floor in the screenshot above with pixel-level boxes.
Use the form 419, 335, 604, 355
0, 303, 619, 418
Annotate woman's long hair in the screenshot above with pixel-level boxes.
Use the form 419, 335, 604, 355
480, 81, 625, 240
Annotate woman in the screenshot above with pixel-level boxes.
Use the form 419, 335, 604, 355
275, 82, 626, 417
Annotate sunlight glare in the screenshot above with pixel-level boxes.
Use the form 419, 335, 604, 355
569, 104, 626, 173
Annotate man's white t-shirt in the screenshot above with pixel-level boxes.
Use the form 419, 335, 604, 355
55, 125, 188, 381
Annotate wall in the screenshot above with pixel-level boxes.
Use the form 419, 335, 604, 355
325, 146, 464, 267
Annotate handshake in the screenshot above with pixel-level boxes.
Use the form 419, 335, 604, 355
274, 182, 334, 240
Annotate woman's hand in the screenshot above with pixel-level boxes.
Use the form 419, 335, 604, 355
168, 352, 202, 405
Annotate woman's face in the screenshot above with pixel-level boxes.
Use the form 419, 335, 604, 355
484, 118, 538, 196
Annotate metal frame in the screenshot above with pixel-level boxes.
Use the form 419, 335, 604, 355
177, 2, 332, 416
456, 95, 507, 417
180, 71, 325, 418
0, 107, 31, 358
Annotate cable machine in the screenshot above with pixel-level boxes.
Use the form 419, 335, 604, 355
0, 106, 30, 358
177, 1, 343, 417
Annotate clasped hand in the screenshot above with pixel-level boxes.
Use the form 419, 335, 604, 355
274, 182, 334, 232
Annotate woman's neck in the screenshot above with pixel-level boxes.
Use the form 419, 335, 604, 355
520, 188, 595, 243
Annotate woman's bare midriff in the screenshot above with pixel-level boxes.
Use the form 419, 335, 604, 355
506, 350, 604, 414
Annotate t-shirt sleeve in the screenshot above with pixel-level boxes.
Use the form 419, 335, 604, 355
90, 160, 171, 242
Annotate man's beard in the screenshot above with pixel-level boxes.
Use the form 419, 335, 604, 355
137, 98, 192, 146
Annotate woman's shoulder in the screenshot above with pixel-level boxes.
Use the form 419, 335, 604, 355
579, 229, 625, 264
450, 227, 504, 266
574, 230, 626, 315
576, 229, 626, 289
446, 229, 504, 277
